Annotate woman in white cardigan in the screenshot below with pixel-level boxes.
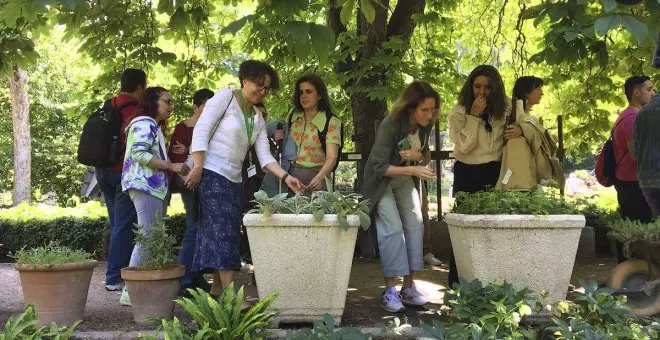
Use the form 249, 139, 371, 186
185, 60, 304, 294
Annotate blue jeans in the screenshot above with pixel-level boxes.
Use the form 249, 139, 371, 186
95, 167, 137, 285
642, 187, 660, 218
178, 188, 200, 287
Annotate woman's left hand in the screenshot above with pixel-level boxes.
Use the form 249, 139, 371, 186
285, 175, 305, 194
399, 150, 422, 162
307, 174, 325, 191
504, 125, 522, 140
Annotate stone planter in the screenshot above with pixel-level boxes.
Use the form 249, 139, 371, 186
242, 214, 360, 326
121, 264, 184, 325
15, 260, 97, 325
445, 214, 584, 304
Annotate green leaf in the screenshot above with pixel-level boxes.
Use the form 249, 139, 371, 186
157, 0, 175, 14
521, 5, 544, 20
564, 31, 579, 42
621, 15, 648, 43
309, 24, 335, 61
340, 0, 355, 25
360, 0, 375, 24
594, 14, 622, 37
221, 14, 257, 35
600, 0, 617, 12
288, 21, 310, 42
313, 208, 325, 221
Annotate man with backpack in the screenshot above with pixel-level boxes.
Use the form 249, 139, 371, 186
612, 76, 655, 225
91, 69, 146, 291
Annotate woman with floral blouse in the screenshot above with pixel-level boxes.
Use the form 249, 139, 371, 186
286, 74, 341, 193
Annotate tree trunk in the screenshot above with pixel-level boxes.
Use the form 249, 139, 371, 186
352, 2, 389, 193
9, 65, 31, 205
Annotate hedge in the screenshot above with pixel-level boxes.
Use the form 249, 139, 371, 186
0, 202, 187, 260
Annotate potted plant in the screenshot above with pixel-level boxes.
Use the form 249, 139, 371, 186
445, 189, 585, 304
242, 190, 371, 327
12, 242, 97, 326
120, 219, 184, 325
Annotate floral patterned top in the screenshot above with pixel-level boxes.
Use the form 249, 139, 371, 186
289, 110, 341, 167
121, 117, 169, 200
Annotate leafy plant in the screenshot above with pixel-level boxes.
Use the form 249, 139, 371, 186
609, 218, 660, 241
0, 305, 79, 340
139, 283, 279, 340
545, 279, 659, 339
134, 218, 179, 270
10, 241, 91, 266
286, 314, 371, 340
442, 279, 537, 339
451, 189, 578, 215
249, 190, 371, 231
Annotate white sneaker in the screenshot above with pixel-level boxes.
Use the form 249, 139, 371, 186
105, 282, 124, 291
119, 286, 131, 306
423, 253, 442, 266
400, 284, 429, 306
381, 287, 405, 312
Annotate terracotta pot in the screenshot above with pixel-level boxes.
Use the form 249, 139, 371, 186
15, 260, 98, 326
121, 264, 184, 325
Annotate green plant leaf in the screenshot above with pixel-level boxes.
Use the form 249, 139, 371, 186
360, 0, 376, 23
620, 15, 648, 43
595, 14, 622, 37
340, 0, 355, 25
600, 0, 617, 12
221, 14, 257, 35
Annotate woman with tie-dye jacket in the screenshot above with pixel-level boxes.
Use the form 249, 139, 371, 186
118, 86, 189, 305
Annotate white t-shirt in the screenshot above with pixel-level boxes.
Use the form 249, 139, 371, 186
190, 89, 276, 182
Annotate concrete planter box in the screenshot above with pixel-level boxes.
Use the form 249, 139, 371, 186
243, 214, 360, 326
445, 214, 585, 304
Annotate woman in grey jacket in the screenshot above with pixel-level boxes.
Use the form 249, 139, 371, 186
362, 81, 439, 312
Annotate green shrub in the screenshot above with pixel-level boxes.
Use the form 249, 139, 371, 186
139, 284, 279, 340
0, 202, 188, 260
11, 242, 92, 265
134, 219, 179, 270
450, 189, 577, 215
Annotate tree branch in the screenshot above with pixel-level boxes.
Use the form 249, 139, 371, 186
386, 0, 425, 41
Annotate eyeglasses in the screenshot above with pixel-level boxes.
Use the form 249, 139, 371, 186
255, 84, 271, 94
481, 113, 492, 133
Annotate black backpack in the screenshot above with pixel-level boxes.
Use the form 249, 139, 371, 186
287, 111, 343, 171
77, 99, 137, 167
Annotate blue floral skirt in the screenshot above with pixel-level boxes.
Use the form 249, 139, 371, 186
192, 169, 244, 272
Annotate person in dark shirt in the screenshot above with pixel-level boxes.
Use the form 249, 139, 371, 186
168, 88, 215, 294
633, 93, 660, 217
97, 68, 146, 291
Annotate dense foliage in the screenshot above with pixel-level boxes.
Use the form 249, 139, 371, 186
11, 242, 92, 266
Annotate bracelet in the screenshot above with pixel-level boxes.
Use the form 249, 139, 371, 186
281, 173, 289, 181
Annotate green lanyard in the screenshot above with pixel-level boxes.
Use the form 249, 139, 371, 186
237, 90, 255, 163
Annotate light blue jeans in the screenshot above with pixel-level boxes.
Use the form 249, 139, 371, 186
375, 176, 424, 278
128, 189, 167, 267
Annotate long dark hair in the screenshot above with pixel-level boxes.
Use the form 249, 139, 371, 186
293, 74, 332, 114
458, 65, 506, 119
390, 81, 441, 124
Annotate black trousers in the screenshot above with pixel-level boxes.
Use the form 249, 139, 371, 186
448, 161, 501, 288
613, 180, 652, 262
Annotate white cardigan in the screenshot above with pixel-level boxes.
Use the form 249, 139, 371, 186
190, 88, 276, 183
448, 99, 512, 165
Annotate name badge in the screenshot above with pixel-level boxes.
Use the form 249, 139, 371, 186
247, 164, 257, 178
